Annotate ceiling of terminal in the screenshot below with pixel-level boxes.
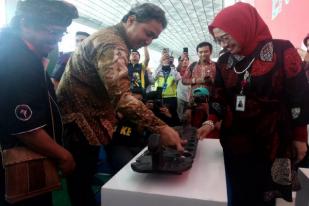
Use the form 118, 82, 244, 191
67, 0, 235, 59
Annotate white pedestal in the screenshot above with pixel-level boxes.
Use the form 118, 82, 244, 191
101, 139, 227, 206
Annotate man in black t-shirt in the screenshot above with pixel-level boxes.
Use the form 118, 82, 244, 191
0, 1, 77, 205
127, 47, 151, 94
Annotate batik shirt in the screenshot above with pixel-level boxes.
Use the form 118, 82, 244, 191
210, 40, 309, 201
212, 40, 309, 153
182, 60, 216, 91
56, 23, 165, 145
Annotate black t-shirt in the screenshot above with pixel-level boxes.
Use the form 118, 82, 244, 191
0, 29, 62, 149
127, 63, 149, 91
111, 119, 148, 147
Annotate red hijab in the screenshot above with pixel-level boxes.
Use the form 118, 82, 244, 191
209, 2, 272, 56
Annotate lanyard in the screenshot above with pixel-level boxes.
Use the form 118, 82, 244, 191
162, 69, 170, 91
233, 58, 255, 95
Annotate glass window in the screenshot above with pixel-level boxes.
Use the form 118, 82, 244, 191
58, 21, 97, 53
0, 0, 6, 28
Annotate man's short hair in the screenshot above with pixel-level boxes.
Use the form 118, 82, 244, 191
76, 31, 90, 37
121, 3, 167, 29
178, 56, 189, 61
11, 0, 78, 29
196, 42, 213, 53
130, 49, 140, 58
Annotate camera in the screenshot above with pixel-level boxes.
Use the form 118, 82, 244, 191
192, 87, 209, 104
146, 87, 163, 111
183, 47, 188, 53
193, 96, 207, 104
162, 48, 169, 54
169, 55, 174, 66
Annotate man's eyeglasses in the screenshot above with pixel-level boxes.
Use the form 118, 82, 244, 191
41, 26, 68, 37
214, 33, 231, 45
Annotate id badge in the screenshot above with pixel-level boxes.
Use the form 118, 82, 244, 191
236, 95, 246, 111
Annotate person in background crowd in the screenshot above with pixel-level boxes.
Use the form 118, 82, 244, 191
106, 88, 149, 174
182, 41, 216, 97
176, 54, 191, 122
145, 68, 155, 93
56, 3, 184, 206
145, 89, 174, 126
51, 31, 90, 89
128, 47, 151, 94
198, 2, 309, 206
0, 0, 77, 205
153, 49, 181, 126
169, 55, 175, 69
189, 87, 209, 128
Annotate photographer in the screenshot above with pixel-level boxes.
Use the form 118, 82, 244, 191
185, 87, 209, 128
153, 49, 181, 126
183, 87, 220, 138
145, 89, 175, 126
177, 50, 191, 122
128, 47, 151, 94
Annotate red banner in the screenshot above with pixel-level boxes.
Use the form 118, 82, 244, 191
238, 0, 309, 48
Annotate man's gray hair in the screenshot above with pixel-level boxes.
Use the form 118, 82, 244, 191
122, 3, 167, 29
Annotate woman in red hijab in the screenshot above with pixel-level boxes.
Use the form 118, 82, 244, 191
198, 2, 309, 206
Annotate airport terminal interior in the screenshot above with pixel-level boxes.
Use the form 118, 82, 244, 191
0, 0, 309, 206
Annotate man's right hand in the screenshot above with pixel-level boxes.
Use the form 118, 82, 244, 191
159, 125, 185, 152
17, 129, 76, 176
58, 150, 76, 176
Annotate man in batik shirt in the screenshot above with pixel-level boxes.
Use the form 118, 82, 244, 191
56, 3, 184, 206
182, 42, 216, 96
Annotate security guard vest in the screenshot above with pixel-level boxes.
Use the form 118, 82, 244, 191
154, 67, 177, 98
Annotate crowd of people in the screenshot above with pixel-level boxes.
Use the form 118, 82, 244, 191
0, 1, 308, 206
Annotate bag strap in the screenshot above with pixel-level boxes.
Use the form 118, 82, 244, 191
188, 62, 197, 77
44, 72, 56, 141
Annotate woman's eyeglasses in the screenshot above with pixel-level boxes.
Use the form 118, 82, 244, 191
214, 33, 231, 45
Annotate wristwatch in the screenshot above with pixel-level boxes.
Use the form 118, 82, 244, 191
202, 120, 215, 130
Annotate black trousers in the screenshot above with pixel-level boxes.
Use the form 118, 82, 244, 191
105, 145, 144, 174
64, 123, 100, 206
223, 150, 275, 206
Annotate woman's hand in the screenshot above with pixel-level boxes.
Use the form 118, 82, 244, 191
293, 140, 308, 163
197, 124, 214, 140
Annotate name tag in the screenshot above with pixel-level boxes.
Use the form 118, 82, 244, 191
236, 95, 246, 112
